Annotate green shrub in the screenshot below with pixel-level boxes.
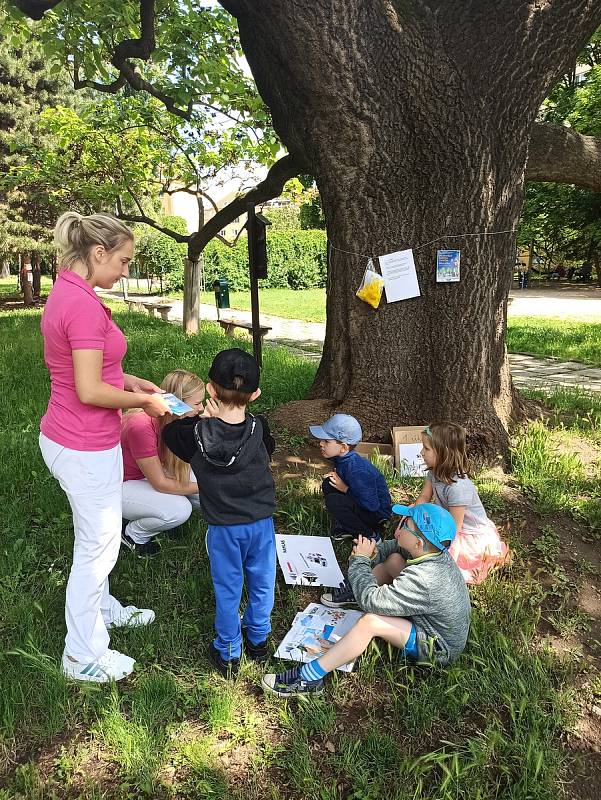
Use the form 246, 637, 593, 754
190, 230, 327, 292
133, 216, 187, 292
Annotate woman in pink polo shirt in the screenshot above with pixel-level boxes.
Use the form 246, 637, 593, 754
39, 211, 169, 683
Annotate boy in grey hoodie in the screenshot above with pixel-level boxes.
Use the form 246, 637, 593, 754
262, 503, 470, 697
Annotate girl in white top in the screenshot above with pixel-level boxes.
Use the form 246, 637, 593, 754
414, 422, 509, 584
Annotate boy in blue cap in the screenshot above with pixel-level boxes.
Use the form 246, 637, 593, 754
262, 503, 471, 697
309, 413, 392, 542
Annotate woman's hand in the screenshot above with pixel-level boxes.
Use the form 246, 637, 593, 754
140, 394, 171, 418
351, 535, 376, 559
125, 374, 163, 394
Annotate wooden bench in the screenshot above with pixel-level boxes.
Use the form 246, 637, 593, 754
142, 301, 173, 321
218, 318, 272, 342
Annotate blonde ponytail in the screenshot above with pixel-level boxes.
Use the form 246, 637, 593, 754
54, 212, 133, 277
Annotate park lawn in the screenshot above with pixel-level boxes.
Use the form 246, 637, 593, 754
4, 279, 601, 366
1, 302, 600, 799
507, 317, 601, 367
200, 286, 327, 322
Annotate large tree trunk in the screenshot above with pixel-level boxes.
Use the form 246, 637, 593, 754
223, 0, 601, 459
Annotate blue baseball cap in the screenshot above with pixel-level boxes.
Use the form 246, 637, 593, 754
309, 414, 362, 445
392, 503, 457, 550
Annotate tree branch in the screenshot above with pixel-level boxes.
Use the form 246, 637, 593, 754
116, 197, 190, 243
526, 122, 601, 192
11, 0, 61, 19
187, 153, 302, 259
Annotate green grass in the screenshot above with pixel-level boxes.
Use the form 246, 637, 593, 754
200, 287, 327, 322
507, 317, 601, 367
0, 295, 598, 798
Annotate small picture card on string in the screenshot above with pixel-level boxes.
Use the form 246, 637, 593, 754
378, 249, 421, 302
436, 249, 460, 283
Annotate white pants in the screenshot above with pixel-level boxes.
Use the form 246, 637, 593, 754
122, 478, 199, 544
39, 433, 128, 663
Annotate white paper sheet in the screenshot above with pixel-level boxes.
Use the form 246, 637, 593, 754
276, 535, 345, 587
398, 442, 428, 476
275, 603, 364, 672
379, 249, 421, 302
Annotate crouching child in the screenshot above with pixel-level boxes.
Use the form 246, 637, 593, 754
262, 503, 471, 697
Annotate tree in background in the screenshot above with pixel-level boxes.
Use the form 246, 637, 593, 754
0, 7, 70, 301
520, 30, 601, 282
2, 0, 293, 329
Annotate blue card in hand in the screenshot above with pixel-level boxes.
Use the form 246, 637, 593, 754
157, 392, 194, 416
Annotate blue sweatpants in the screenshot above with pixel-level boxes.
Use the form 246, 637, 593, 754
206, 517, 276, 660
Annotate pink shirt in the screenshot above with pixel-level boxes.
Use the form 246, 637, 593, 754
40, 271, 127, 451
121, 413, 160, 481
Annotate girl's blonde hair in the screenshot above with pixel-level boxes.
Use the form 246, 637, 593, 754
157, 370, 205, 485
424, 422, 470, 485
54, 211, 134, 278
125, 370, 205, 485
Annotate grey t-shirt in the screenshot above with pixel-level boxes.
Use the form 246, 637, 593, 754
428, 470, 490, 534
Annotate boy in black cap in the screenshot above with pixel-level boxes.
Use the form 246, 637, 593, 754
163, 348, 276, 676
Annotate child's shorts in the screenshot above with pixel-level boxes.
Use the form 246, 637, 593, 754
400, 624, 418, 660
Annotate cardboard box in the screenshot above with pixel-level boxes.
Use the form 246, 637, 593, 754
390, 426, 428, 475
355, 441, 394, 466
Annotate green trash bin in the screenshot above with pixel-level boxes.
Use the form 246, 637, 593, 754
213, 278, 230, 318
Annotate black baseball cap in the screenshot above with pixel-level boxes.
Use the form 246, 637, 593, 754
208, 348, 260, 392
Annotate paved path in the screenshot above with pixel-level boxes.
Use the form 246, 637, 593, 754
101, 288, 601, 393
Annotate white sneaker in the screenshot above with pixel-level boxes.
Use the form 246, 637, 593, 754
62, 649, 135, 683
106, 606, 156, 629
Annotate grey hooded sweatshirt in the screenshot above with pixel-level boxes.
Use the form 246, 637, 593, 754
347, 539, 471, 665
163, 413, 275, 526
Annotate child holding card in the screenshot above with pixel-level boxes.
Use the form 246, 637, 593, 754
120, 369, 205, 557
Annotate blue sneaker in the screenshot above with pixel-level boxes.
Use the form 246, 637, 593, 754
262, 666, 324, 697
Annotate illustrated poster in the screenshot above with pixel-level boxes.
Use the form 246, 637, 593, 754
275, 603, 364, 672
436, 249, 461, 283
276, 534, 344, 587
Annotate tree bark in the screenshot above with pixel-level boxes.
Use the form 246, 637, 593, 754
20, 253, 33, 306
226, 0, 601, 460
31, 251, 41, 300
183, 257, 201, 334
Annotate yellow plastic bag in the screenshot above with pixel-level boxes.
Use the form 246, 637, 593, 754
356, 260, 385, 309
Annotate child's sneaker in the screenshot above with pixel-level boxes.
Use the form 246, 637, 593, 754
242, 628, 269, 663
209, 642, 239, 678
321, 579, 357, 608
330, 530, 354, 542
106, 606, 156, 629
262, 666, 324, 697
121, 531, 161, 558
62, 649, 135, 683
